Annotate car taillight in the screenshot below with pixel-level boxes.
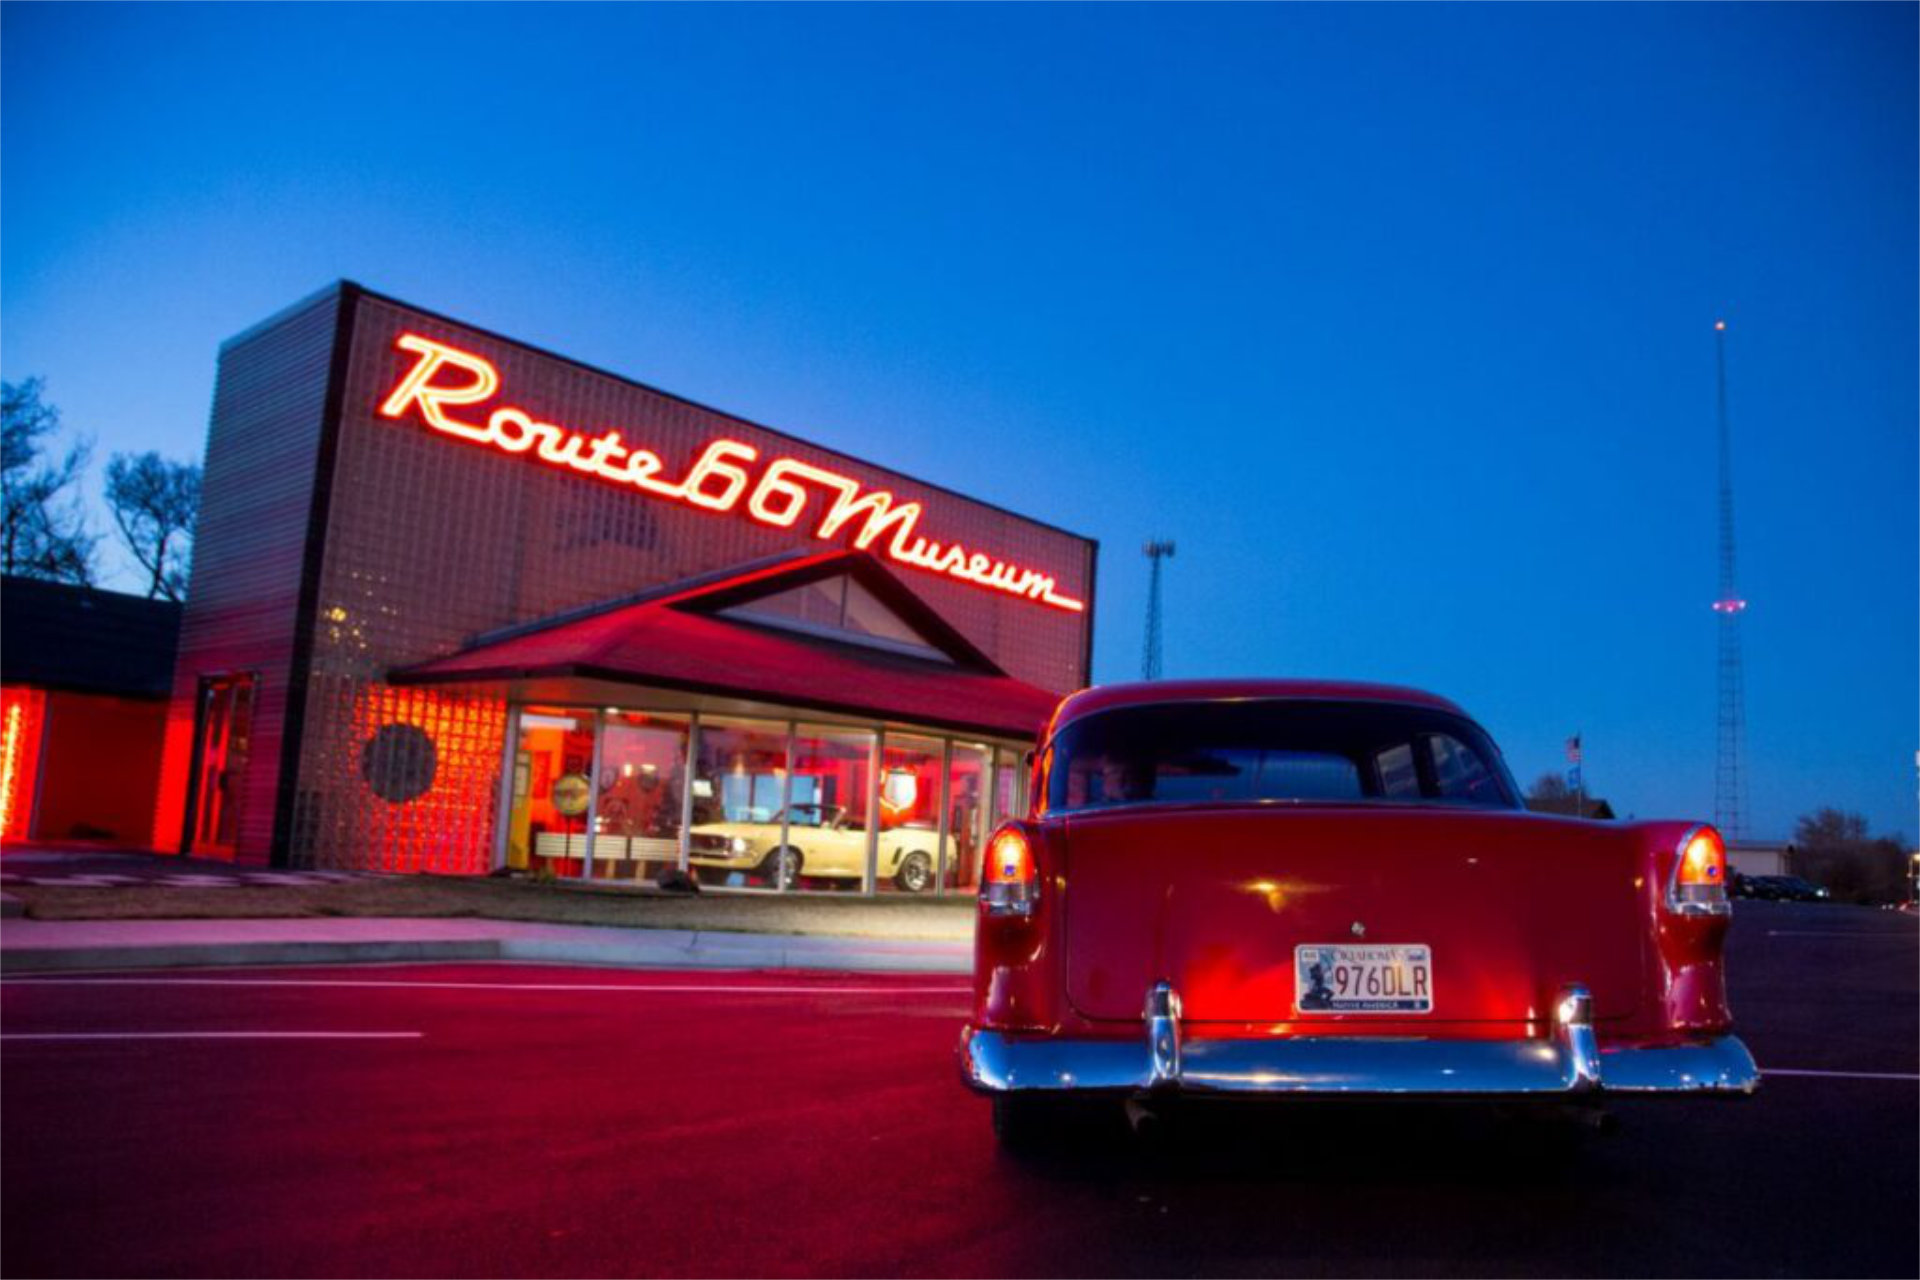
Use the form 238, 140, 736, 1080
1668, 824, 1731, 916
982, 825, 1038, 918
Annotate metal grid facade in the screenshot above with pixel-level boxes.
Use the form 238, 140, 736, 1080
153, 288, 344, 862
165, 285, 1094, 871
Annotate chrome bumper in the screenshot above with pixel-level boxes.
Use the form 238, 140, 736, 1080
961, 983, 1760, 1098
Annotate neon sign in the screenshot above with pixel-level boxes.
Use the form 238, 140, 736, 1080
377, 335, 1086, 612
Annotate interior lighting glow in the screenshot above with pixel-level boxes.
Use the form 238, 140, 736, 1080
0, 702, 24, 836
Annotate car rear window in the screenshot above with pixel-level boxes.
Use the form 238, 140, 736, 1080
1046, 699, 1519, 814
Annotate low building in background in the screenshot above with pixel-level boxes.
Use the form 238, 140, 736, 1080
1727, 841, 1794, 879
0, 577, 182, 844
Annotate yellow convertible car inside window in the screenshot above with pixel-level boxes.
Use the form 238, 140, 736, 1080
690, 803, 953, 892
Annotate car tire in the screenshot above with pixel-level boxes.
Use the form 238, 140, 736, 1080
1492, 1101, 1608, 1164
893, 851, 935, 894
990, 1094, 1065, 1153
758, 846, 802, 890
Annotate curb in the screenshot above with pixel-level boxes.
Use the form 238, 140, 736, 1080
0, 931, 972, 976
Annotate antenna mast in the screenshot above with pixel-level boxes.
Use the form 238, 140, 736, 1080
1711, 321, 1748, 839
1141, 540, 1176, 680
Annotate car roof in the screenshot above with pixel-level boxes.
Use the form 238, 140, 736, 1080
1047, 679, 1474, 736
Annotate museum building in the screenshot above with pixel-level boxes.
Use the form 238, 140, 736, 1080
152, 283, 1097, 895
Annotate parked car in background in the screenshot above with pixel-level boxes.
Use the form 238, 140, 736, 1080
690, 803, 952, 892
960, 679, 1760, 1147
1770, 875, 1831, 902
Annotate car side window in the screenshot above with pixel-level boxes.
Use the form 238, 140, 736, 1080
1374, 743, 1420, 799
1426, 734, 1502, 805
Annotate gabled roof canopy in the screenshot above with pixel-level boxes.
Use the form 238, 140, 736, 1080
391, 550, 1064, 742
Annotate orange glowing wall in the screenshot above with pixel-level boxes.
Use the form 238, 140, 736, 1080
150, 698, 196, 854
30, 692, 169, 844
328, 684, 507, 874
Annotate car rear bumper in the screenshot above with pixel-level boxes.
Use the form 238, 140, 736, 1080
961, 1028, 1759, 1097
961, 983, 1760, 1099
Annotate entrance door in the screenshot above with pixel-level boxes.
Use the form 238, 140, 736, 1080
503, 707, 596, 875
184, 674, 255, 856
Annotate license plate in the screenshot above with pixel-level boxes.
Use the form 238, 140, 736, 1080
1294, 944, 1433, 1014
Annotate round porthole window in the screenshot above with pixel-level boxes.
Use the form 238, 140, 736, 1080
361, 724, 437, 803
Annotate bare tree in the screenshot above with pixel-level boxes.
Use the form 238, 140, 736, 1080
1525, 773, 1576, 812
1522, 773, 1613, 820
1792, 806, 1910, 904
2, 378, 95, 583
1792, 807, 1870, 852
105, 451, 201, 601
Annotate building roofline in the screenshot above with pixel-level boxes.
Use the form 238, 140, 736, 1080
251, 280, 1099, 552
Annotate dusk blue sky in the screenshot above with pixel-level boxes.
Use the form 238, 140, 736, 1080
3, 3, 1914, 841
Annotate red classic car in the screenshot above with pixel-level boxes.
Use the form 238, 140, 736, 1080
960, 679, 1759, 1144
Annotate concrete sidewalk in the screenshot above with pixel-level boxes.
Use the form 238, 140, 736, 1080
0, 916, 972, 975
1, 845, 980, 941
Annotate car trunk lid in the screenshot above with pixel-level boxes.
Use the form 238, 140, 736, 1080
1062, 806, 1644, 1025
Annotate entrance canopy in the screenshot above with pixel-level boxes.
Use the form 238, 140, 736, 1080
390, 550, 1067, 742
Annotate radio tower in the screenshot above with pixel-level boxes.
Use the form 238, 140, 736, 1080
1711, 320, 1748, 839
1141, 540, 1176, 680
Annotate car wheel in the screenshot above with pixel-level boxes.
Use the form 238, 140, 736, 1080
1492, 1101, 1609, 1164
893, 851, 935, 894
759, 846, 801, 889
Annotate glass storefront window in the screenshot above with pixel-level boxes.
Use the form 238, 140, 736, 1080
505, 707, 596, 877
780, 725, 877, 893
986, 746, 1028, 884
993, 747, 1028, 823
945, 742, 990, 892
590, 711, 691, 882
687, 717, 792, 890
498, 702, 1031, 897
877, 734, 945, 895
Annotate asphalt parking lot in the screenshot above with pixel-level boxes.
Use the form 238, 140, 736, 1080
2, 900, 1914, 1278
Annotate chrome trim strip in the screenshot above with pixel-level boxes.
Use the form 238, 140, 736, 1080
1554, 984, 1603, 1091
1144, 982, 1182, 1085
960, 1028, 1760, 1098
1599, 1036, 1761, 1094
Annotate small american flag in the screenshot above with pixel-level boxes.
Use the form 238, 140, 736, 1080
1565, 734, 1582, 765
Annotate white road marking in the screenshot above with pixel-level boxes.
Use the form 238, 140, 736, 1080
2, 1031, 423, 1042
1762, 1067, 1920, 1082
25, 875, 143, 887
3, 978, 973, 995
